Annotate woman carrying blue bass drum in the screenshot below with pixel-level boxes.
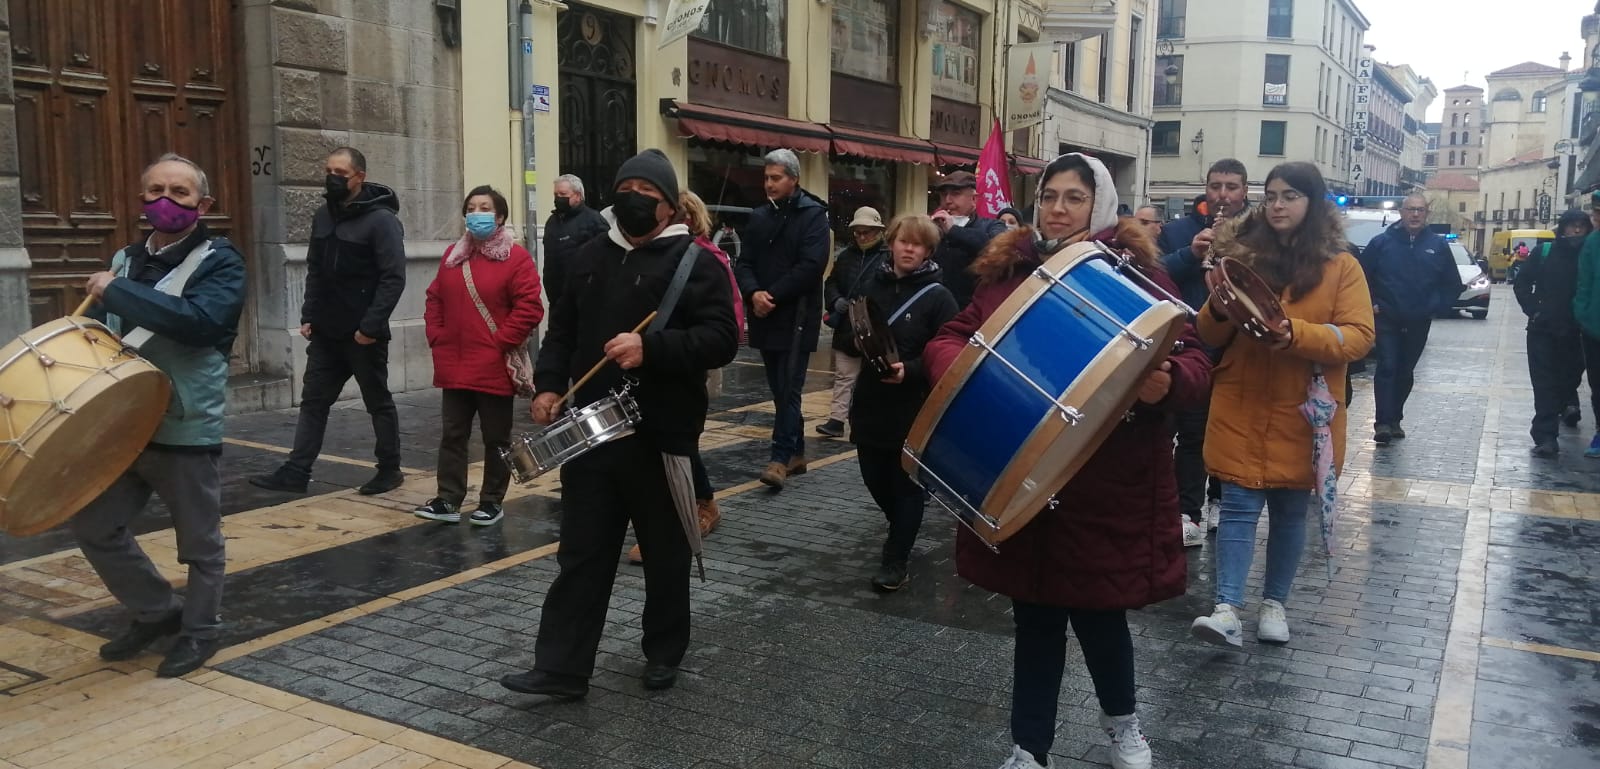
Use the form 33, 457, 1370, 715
847, 214, 959, 593
924, 153, 1211, 769
416, 186, 545, 526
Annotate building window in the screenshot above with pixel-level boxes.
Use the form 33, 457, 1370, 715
1127, 17, 1141, 112
1263, 54, 1289, 106
1158, 0, 1186, 37
1063, 42, 1078, 92
830, 0, 897, 83
1260, 120, 1287, 155
1464, 113, 1471, 126
1097, 33, 1110, 103
1448, 150, 1456, 165
1459, 202, 1467, 212
1267, 0, 1293, 37
695, 0, 786, 57
1532, 91, 1547, 113
1425, 152, 1436, 166
1154, 55, 1183, 105
1451, 113, 1459, 127
1152, 121, 1182, 155
1450, 131, 1457, 145
931, 2, 981, 103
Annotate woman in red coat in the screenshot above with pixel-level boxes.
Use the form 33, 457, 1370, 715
416, 186, 544, 526
924, 154, 1210, 769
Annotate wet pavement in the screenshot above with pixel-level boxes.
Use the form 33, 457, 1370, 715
1, 285, 1598, 769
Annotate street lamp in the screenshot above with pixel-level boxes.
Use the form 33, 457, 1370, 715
1191, 129, 1205, 154
1155, 39, 1179, 84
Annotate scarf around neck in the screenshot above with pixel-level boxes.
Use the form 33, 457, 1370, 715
446, 226, 514, 268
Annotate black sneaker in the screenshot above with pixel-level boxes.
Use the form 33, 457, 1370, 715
815, 419, 845, 438
156, 636, 220, 678
413, 498, 460, 524
1374, 424, 1393, 445
1563, 405, 1582, 427
469, 502, 504, 526
1391, 423, 1407, 440
358, 468, 404, 495
1531, 442, 1560, 458
871, 561, 909, 592
99, 611, 182, 661
642, 662, 678, 691
247, 466, 309, 494
500, 670, 588, 700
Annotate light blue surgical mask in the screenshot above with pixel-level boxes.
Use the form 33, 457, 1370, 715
465, 211, 497, 239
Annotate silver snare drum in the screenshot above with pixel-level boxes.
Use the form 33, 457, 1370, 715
501, 391, 642, 484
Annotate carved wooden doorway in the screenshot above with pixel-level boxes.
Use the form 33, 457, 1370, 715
557, 3, 637, 210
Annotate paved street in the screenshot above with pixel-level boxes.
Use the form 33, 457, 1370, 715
2, 284, 1598, 769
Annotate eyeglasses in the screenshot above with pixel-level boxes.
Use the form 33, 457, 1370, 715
1261, 191, 1306, 205
1137, 218, 1163, 226
1039, 191, 1092, 207
1401, 207, 1428, 213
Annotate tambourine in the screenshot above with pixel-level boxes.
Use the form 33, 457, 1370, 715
847, 297, 899, 379
1204, 257, 1289, 343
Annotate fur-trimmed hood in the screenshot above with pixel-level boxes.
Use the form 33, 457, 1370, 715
968, 216, 1162, 286
1209, 207, 1349, 269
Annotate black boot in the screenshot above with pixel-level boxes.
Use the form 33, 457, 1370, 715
247, 465, 309, 494
157, 636, 220, 677
99, 611, 181, 661
358, 468, 404, 495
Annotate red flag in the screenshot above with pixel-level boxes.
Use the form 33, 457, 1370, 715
976, 118, 1012, 217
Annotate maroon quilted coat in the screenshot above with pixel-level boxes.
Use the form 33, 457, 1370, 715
924, 220, 1210, 610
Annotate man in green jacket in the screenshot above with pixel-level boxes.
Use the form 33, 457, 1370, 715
1571, 194, 1600, 457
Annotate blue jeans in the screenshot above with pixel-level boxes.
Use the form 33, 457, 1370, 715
760, 348, 808, 463
1373, 317, 1431, 426
1215, 483, 1310, 608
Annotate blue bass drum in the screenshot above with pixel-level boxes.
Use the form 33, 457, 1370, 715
902, 241, 1190, 549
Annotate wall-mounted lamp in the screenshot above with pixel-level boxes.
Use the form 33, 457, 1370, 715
1191, 129, 1205, 154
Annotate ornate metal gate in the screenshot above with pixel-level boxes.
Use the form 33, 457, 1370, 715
557, 4, 636, 209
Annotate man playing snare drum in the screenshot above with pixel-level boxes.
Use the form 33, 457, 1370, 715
499, 149, 737, 700
71, 153, 246, 677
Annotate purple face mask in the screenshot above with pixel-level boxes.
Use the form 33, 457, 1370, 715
142, 196, 200, 233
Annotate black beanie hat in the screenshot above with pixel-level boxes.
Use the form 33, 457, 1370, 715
614, 149, 680, 209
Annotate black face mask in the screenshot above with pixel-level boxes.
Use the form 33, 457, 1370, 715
323, 174, 352, 202
613, 191, 662, 238
554, 196, 573, 213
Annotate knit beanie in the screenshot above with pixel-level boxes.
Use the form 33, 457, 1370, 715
614, 149, 680, 210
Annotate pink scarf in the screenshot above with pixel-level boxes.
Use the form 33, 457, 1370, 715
446, 226, 514, 268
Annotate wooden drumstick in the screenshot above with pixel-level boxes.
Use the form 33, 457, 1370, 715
72, 295, 96, 317
559, 311, 657, 405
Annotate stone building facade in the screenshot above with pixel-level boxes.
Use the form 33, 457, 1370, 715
0, 0, 464, 411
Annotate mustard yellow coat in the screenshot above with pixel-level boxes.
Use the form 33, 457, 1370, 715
1199, 250, 1376, 490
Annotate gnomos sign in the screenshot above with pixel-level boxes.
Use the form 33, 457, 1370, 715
659, 0, 711, 49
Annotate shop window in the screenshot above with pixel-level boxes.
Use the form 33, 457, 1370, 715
831, 0, 897, 83
828, 159, 897, 237
931, 2, 981, 103
694, 0, 785, 58
1152, 121, 1181, 155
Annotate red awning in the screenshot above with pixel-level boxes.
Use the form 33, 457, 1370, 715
662, 100, 831, 154
829, 126, 939, 165
1010, 154, 1048, 175
932, 142, 981, 167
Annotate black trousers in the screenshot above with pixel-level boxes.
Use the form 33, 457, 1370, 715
437, 388, 514, 506
1011, 601, 1136, 759
1174, 405, 1221, 523
286, 333, 401, 476
856, 445, 925, 563
1583, 334, 1600, 423
534, 435, 691, 678
1374, 317, 1432, 426
1528, 328, 1586, 445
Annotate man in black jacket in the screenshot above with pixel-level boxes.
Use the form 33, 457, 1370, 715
735, 148, 830, 489
929, 170, 1006, 307
541, 173, 607, 304
1516, 209, 1593, 456
499, 149, 737, 700
251, 147, 407, 495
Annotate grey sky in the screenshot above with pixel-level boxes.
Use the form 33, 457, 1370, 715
1359, 0, 1587, 121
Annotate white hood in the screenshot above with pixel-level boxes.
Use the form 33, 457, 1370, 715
1033, 152, 1121, 236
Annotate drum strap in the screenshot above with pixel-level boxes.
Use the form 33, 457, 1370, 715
887, 284, 941, 327
646, 243, 704, 335
115, 240, 215, 350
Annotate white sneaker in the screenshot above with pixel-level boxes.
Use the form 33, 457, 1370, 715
996, 744, 1046, 769
1181, 516, 1204, 548
1190, 603, 1244, 648
1098, 712, 1153, 769
1204, 501, 1220, 532
1258, 599, 1291, 644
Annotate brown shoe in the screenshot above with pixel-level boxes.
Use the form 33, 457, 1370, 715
759, 461, 788, 488
698, 499, 721, 536
627, 543, 643, 564
786, 455, 808, 475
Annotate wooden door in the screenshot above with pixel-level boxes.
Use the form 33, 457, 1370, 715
557, 4, 636, 210
11, 0, 246, 339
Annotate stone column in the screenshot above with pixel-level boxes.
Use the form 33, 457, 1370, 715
0, 0, 30, 344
